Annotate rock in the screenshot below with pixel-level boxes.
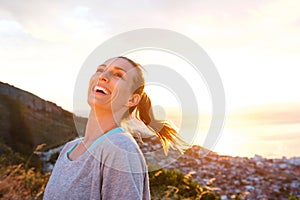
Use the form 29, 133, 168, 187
279, 163, 287, 169
245, 185, 255, 191
256, 161, 264, 168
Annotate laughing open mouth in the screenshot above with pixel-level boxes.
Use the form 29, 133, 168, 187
94, 85, 110, 95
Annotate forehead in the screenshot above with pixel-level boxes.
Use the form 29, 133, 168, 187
103, 57, 135, 71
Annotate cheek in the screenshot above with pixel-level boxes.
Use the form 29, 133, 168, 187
90, 73, 99, 84
88, 75, 97, 92
116, 85, 131, 97
113, 82, 133, 101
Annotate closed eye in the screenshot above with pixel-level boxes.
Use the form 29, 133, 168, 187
113, 72, 125, 78
95, 65, 127, 79
96, 67, 105, 73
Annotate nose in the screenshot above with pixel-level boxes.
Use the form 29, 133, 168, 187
98, 71, 109, 83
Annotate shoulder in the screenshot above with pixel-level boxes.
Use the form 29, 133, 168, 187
98, 131, 147, 173
90, 130, 142, 157
106, 131, 140, 152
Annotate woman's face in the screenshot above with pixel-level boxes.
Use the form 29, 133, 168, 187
88, 57, 140, 113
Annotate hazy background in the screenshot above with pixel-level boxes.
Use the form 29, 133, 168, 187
1, 0, 300, 158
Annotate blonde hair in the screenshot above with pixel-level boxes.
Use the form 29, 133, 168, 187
118, 56, 188, 155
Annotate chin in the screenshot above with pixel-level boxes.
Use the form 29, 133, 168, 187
88, 97, 111, 111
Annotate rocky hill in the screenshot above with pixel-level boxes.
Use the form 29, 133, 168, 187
0, 81, 83, 156
1, 81, 299, 199
138, 137, 300, 199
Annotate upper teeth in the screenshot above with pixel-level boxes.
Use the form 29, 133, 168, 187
94, 86, 109, 94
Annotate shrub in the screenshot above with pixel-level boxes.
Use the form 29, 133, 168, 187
0, 164, 50, 200
0, 142, 25, 166
288, 194, 300, 200
149, 168, 220, 200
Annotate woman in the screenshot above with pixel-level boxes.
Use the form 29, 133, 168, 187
43, 56, 185, 200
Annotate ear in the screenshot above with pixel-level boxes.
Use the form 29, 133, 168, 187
126, 93, 141, 108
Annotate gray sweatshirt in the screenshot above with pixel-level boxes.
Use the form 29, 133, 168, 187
43, 127, 150, 200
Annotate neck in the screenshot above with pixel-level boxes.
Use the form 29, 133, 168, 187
83, 108, 122, 143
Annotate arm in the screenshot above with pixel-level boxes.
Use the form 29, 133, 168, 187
101, 165, 149, 200
100, 134, 150, 200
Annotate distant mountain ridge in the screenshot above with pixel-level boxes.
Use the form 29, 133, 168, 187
0, 82, 64, 113
0, 81, 81, 155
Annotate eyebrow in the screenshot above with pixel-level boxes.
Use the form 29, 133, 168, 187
98, 64, 127, 73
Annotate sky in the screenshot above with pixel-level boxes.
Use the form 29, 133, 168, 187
1, 0, 300, 158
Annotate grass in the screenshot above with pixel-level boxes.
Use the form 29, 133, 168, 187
0, 142, 50, 199
0, 164, 50, 200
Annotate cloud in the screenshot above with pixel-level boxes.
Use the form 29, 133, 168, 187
1, 0, 299, 51
230, 102, 300, 125
1, 0, 300, 112
255, 130, 300, 142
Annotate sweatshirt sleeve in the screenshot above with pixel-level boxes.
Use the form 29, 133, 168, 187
100, 133, 150, 200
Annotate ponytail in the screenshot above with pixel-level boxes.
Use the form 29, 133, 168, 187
135, 92, 188, 155
116, 56, 188, 155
